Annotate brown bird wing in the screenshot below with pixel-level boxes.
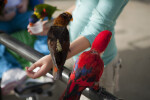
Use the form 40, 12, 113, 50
47, 26, 70, 70
47, 39, 58, 68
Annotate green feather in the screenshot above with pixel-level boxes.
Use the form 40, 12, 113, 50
34, 4, 60, 20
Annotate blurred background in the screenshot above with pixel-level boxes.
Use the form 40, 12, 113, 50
2, 0, 150, 100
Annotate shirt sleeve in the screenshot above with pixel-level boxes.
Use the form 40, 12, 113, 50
81, 0, 129, 45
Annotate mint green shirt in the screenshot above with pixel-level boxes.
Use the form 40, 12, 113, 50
69, 0, 128, 66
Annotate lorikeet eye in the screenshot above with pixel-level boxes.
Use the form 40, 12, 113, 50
34, 8, 36, 11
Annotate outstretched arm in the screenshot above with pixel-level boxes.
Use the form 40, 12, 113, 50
26, 36, 90, 79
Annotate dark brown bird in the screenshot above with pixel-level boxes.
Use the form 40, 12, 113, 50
47, 12, 73, 80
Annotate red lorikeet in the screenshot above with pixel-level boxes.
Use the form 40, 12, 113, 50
60, 30, 112, 100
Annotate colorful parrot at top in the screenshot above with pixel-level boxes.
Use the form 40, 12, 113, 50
60, 30, 112, 100
47, 12, 73, 80
29, 3, 58, 26
0, 0, 7, 15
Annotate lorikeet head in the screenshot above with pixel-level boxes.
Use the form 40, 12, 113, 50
62, 12, 73, 21
33, 11, 41, 19
29, 14, 39, 26
41, 8, 48, 18
53, 12, 73, 26
34, 4, 58, 20
91, 30, 112, 54
34, 8, 48, 19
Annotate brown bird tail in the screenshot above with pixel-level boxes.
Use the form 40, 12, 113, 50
53, 66, 62, 80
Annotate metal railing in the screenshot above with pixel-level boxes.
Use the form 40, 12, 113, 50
0, 33, 120, 100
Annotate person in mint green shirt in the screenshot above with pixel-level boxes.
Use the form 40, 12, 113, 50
26, 0, 129, 94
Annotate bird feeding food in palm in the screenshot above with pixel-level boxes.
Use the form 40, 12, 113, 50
28, 4, 58, 34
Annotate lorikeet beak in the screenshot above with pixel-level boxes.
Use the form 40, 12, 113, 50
29, 23, 33, 26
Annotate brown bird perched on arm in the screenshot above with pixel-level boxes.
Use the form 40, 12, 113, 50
47, 12, 73, 80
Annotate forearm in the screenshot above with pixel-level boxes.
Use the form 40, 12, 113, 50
67, 36, 90, 59
26, 36, 90, 79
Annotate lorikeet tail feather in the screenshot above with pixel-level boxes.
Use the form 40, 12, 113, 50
59, 81, 86, 100
53, 66, 62, 80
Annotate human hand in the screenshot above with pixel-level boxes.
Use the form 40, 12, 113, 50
26, 55, 53, 79
28, 20, 50, 36
17, 0, 28, 13
0, 11, 16, 21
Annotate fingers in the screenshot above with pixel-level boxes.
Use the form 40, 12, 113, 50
27, 20, 49, 35
26, 64, 49, 79
26, 67, 36, 78
27, 25, 34, 35
32, 64, 48, 78
28, 62, 42, 71
26, 55, 52, 79
26, 62, 42, 78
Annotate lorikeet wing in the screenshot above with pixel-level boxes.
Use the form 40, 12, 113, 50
61, 50, 104, 100
47, 26, 70, 79
60, 30, 112, 100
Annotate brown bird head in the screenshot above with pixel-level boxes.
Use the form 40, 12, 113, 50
53, 12, 73, 27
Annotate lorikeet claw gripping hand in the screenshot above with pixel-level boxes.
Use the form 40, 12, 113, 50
0, 0, 7, 15
29, 4, 58, 26
60, 30, 112, 100
47, 12, 73, 80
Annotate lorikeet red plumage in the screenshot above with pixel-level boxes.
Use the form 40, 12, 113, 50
60, 30, 112, 100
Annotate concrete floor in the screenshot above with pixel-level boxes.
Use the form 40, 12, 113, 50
2, 0, 150, 100
115, 1, 150, 100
